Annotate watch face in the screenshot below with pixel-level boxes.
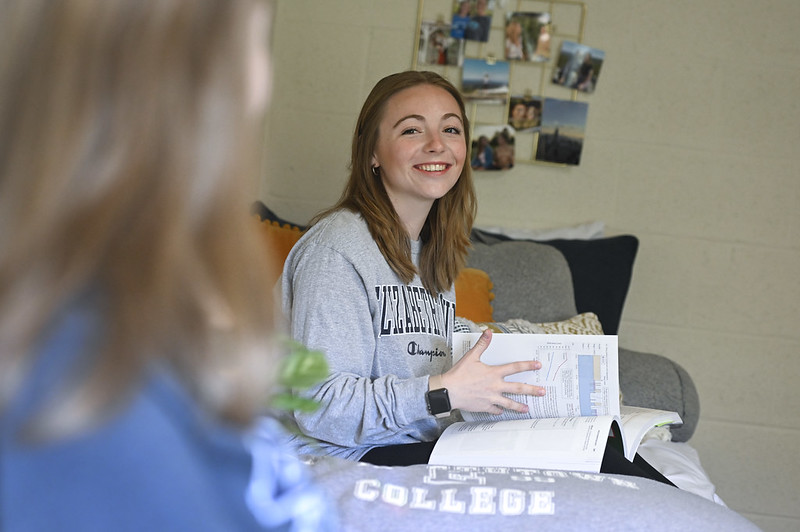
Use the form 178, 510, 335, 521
427, 388, 451, 415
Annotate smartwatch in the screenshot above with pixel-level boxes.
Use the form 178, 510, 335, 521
426, 388, 451, 418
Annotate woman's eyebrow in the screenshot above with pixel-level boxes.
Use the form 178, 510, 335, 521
443, 112, 464, 124
393, 113, 463, 128
393, 114, 424, 128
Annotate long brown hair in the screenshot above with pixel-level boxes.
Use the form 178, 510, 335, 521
315, 71, 477, 295
0, 0, 276, 437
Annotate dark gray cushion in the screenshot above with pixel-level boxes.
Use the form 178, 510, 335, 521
467, 241, 577, 323
471, 227, 638, 335
541, 236, 638, 335
619, 348, 699, 442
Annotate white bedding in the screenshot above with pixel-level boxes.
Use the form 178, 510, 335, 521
637, 438, 726, 505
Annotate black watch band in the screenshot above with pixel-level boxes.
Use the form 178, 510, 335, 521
426, 387, 451, 418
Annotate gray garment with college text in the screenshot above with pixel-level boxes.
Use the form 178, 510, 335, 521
281, 210, 457, 460
305, 456, 761, 532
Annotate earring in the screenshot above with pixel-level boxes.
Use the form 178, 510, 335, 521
371, 166, 380, 177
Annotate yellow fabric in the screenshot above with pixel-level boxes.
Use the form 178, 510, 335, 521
257, 217, 304, 286
455, 268, 495, 322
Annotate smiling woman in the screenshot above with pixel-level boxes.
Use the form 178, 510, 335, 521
279, 71, 548, 466
371, 83, 467, 240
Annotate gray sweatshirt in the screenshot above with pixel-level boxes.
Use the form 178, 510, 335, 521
281, 210, 456, 460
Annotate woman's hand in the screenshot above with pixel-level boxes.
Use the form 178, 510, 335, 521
435, 329, 545, 415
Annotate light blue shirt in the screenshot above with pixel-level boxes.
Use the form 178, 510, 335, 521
1, 295, 336, 531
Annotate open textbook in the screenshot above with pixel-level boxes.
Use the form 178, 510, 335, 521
428, 333, 682, 472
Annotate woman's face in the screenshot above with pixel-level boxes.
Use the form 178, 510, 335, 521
371, 84, 466, 220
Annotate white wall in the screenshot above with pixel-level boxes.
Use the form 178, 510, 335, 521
262, 1, 800, 530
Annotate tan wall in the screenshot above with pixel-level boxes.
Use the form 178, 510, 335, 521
262, 1, 800, 530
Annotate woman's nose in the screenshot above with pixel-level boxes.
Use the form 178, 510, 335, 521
425, 131, 444, 152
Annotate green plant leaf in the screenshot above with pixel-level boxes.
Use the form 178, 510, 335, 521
271, 393, 322, 413
278, 340, 329, 390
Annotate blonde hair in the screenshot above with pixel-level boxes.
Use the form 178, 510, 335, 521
0, 0, 276, 437
314, 71, 476, 296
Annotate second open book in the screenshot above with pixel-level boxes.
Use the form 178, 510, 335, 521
428, 333, 682, 473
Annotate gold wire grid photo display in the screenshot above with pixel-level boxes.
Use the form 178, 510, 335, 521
413, 0, 595, 168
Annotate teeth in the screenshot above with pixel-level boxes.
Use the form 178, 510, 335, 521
418, 164, 447, 172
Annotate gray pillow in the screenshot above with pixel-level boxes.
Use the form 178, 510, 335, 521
619, 348, 700, 442
467, 241, 577, 323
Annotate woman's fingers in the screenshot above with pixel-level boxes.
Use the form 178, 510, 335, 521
502, 381, 546, 398
492, 383, 545, 414
461, 329, 492, 361
445, 329, 550, 414
498, 359, 542, 377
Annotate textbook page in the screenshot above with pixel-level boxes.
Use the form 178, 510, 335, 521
428, 415, 618, 472
452, 333, 620, 422
619, 405, 683, 460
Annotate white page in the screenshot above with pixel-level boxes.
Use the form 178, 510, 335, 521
619, 405, 683, 460
452, 333, 620, 421
428, 415, 617, 472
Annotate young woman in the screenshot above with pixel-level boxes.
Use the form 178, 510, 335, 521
0, 1, 334, 529
282, 71, 678, 488
281, 71, 545, 465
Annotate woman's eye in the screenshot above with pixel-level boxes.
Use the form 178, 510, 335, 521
401, 127, 420, 135
444, 126, 462, 135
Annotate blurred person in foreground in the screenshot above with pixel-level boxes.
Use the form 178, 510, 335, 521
0, 0, 335, 530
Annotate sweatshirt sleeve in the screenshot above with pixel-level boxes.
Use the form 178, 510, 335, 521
282, 238, 439, 452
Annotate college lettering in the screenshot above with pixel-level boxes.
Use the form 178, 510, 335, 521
375, 284, 454, 338
353, 479, 556, 516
